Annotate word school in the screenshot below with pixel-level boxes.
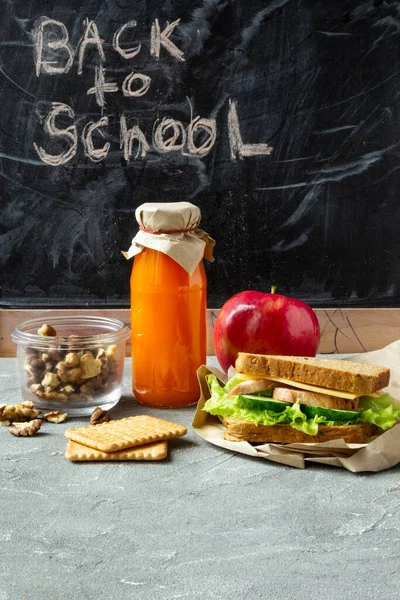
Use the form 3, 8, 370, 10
33, 17, 273, 166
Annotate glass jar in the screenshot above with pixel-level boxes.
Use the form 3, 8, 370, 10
124, 202, 215, 408
11, 316, 130, 416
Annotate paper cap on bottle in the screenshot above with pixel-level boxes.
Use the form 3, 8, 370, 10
135, 202, 201, 233
123, 202, 215, 274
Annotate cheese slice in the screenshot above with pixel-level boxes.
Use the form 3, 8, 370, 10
240, 374, 359, 400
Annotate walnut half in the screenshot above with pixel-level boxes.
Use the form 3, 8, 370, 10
42, 411, 67, 424
90, 407, 111, 425
0, 402, 41, 423
9, 419, 42, 437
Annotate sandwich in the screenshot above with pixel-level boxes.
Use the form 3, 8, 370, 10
203, 353, 400, 444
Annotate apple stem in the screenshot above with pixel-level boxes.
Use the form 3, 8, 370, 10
271, 286, 277, 294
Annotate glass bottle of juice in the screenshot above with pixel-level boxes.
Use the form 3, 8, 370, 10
123, 202, 215, 407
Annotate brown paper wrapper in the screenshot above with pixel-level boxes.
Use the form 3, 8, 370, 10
122, 202, 215, 275
193, 341, 400, 472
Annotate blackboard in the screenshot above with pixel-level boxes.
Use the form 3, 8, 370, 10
0, 0, 399, 309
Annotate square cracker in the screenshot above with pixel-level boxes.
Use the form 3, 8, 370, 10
64, 415, 187, 452
65, 439, 168, 461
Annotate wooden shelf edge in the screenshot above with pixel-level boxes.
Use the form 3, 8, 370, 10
1, 307, 400, 357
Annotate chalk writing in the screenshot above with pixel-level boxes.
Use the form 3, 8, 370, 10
153, 118, 186, 153
34, 17, 73, 76
32, 17, 273, 165
112, 21, 141, 59
33, 102, 77, 165
122, 73, 151, 98
78, 19, 105, 75
150, 19, 185, 62
82, 117, 110, 162
228, 100, 273, 159
187, 118, 217, 157
120, 116, 150, 161
86, 66, 118, 108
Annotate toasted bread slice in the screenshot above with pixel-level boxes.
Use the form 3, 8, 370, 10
223, 418, 377, 444
235, 354, 390, 396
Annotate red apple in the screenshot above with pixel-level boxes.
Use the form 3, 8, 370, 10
214, 287, 320, 372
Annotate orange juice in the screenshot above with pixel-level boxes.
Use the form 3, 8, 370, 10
130, 247, 207, 407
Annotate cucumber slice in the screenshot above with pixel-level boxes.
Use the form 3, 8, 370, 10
239, 394, 360, 422
256, 390, 274, 398
239, 395, 291, 413
301, 404, 360, 422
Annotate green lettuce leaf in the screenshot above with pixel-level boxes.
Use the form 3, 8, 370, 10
359, 393, 400, 430
223, 373, 248, 393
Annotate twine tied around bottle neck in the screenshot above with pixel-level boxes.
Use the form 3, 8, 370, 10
139, 226, 198, 235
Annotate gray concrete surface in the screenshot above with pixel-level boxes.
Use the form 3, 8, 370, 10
1, 356, 400, 600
